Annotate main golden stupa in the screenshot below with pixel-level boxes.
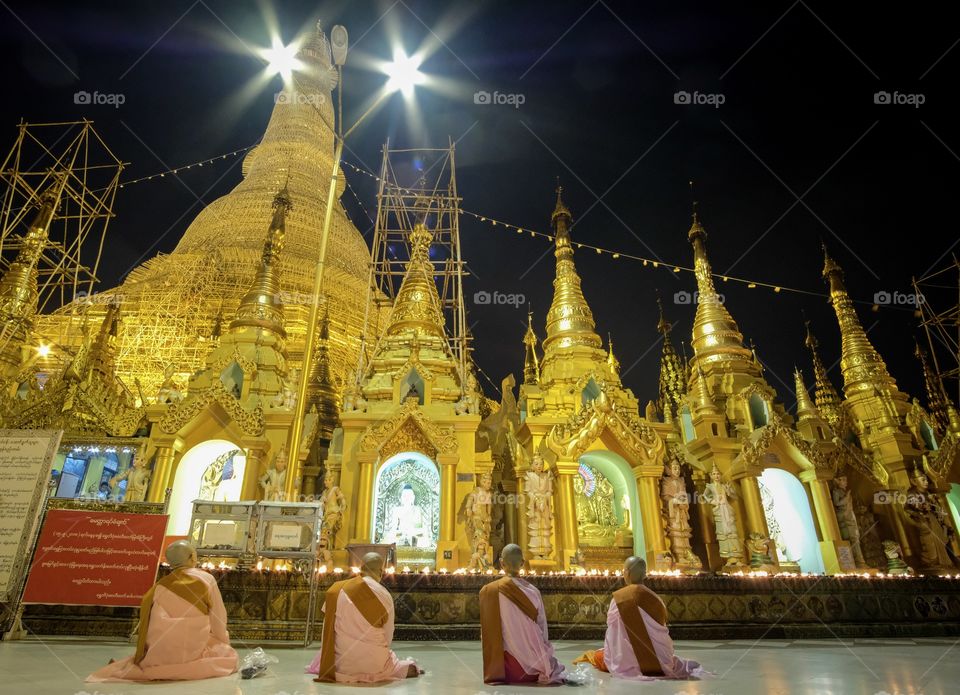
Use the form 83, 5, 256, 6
36, 26, 374, 399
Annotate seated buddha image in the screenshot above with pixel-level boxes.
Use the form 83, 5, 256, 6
382, 484, 432, 548
574, 463, 620, 546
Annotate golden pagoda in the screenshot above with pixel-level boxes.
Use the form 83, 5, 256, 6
0, 178, 64, 383
36, 22, 376, 400
520, 190, 665, 571
331, 218, 487, 570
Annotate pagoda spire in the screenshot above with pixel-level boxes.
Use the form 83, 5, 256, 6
804, 319, 845, 430
88, 300, 122, 383
693, 363, 720, 415
542, 185, 602, 357
656, 294, 685, 418
230, 185, 291, 337
606, 333, 621, 376
384, 221, 446, 339
307, 308, 340, 444
794, 366, 819, 422
686, 202, 755, 377
522, 309, 540, 385
0, 177, 66, 378
821, 244, 902, 401
914, 340, 951, 433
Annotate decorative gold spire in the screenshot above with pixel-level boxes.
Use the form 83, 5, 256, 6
606, 333, 621, 375
656, 295, 685, 418
523, 310, 540, 385
794, 367, 819, 422
384, 222, 446, 339
914, 340, 951, 433
231, 186, 291, 336
821, 244, 901, 400
87, 300, 122, 384
307, 308, 340, 443
686, 202, 755, 376
0, 178, 65, 377
804, 319, 845, 430
693, 363, 720, 415
542, 185, 602, 355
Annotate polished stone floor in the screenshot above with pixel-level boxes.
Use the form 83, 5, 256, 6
0, 638, 954, 694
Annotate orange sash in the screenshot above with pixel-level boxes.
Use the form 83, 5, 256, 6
133, 568, 211, 664
479, 576, 540, 684
315, 576, 390, 682
613, 583, 667, 677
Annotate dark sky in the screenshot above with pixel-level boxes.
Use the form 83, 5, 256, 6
3, 0, 959, 412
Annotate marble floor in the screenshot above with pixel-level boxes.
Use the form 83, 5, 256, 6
0, 638, 954, 695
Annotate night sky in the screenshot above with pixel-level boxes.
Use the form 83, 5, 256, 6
3, 0, 958, 412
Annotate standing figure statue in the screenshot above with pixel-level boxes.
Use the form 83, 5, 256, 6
110, 455, 151, 502
524, 454, 555, 559
458, 473, 493, 565
259, 447, 288, 501
830, 475, 868, 569
455, 373, 483, 415
702, 464, 744, 569
660, 460, 702, 571
318, 470, 346, 565
904, 469, 957, 572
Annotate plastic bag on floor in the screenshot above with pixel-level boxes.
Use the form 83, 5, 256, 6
240, 647, 279, 679
564, 663, 597, 686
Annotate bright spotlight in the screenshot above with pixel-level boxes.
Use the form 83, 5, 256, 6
384, 49, 425, 97
261, 37, 302, 83
37, 344, 50, 358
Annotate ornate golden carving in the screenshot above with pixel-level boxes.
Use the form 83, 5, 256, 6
358, 400, 458, 459
735, 412, 831, 472
158, 384, 264, 435
545, 389, 665, 465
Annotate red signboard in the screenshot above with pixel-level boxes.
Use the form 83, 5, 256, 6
22, 510, 168, 606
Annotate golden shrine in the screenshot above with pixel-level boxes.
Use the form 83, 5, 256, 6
2, 23, 960, 590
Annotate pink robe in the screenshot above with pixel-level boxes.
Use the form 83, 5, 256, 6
499, 578, 565, 684
87, 568, 238, 682
306, 575, 415, 682
603, 599, 708, 680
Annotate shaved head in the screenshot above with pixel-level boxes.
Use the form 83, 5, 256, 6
361, 552, 385, 581
501, 543, 524, 575
624, 556, 646, 584
166, 540, 196, 569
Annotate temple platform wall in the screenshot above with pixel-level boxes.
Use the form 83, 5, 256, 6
11, 571, 960, 642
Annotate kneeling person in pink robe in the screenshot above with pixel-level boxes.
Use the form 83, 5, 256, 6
87, 540, 238, 683
307, 552, 420, 683
576, 556, 708, 681
479, 544, 565, 684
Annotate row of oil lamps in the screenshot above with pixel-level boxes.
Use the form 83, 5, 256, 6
190, 561, 960, 580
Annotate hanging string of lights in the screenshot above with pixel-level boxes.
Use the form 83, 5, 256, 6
116, 144, 257, 189
339, 159, 836, 302
105, 149, 907, 312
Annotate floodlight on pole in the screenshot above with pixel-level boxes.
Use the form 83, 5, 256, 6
283, 36, 425, 500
